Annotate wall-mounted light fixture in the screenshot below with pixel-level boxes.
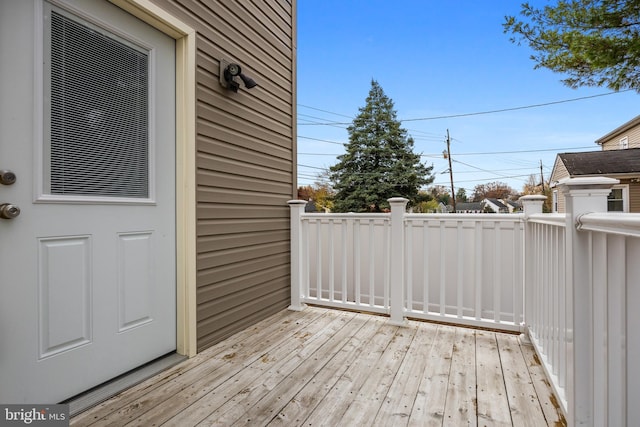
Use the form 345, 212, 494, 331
219, 59, 257, 93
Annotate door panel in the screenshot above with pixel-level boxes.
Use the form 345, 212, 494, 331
38, 235, 92, 358
0, 0, 176, 403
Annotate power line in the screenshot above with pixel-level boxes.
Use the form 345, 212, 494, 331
402, 90, 633, 122
297, 90, 631, 126
298, 135, 345, 145
297, 104, 353, 119
421, 146, 596, 157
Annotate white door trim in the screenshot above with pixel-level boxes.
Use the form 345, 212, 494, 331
110, 0, 197, 357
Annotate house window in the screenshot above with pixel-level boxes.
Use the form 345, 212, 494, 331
620, 136, 629, 149
607, 185, 629, 212
552, 190, 558, 213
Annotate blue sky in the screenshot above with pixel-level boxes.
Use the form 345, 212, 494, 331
296, 0, 639, 197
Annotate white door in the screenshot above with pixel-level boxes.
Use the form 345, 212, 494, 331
0, 0, 176, 403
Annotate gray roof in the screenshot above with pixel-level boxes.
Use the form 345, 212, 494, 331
558, 148, 640, 176
485, 198, 508, 209
456, 202, 483, 211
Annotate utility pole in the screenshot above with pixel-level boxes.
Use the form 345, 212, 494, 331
539, 160, 545, 193
445, 129, 456, 213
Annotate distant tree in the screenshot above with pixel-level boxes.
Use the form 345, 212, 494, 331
521, 174, 553, 213
329, 80, 434, 212
455, 188, 468, 203
427, 185, 452, 205
313, 182, 334, 212
504, 1, 640, 92
414, 199, 442, 213
297, 185, 314, 201
297, 181, 334, 212
521, 174, 540, 195
471, 181, 518, 202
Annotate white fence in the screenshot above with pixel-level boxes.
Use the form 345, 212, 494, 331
289, 199, 525, 332
297, 213, 392, 315
289, 177, 640, 426
402, 214, 523, 329
525, 178, 640, 427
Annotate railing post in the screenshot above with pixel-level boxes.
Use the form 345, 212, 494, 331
520, 195, 547, 333
520, 194, 547, 217
388, 197, 409, 326
557, 177, 618, 426
288, 200, 308, 311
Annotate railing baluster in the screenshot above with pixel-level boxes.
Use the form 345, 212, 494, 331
626, 237, 640, 425
369, 220, 375, 307
406, 220, 413, 312
475, 221, 482, 321
457, 220, 463, 318
493, 221, 501, 323
423, 221, 429, 314
591, 232, 606, 426
607, 234, 626, 427
316, 219, 323, 300
328, 219, 335, 302
341, 219, 347, 304
439, 221, 446, 316
354, 219, 361, 306
383, 217, 390, 309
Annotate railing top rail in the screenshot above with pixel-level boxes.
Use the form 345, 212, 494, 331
300, 212, 391, 220
527, 213, 566, 227
576, 212, 640, 238
405, 213, 524, 221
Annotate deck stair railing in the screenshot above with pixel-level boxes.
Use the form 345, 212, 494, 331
288, 176, 639, 426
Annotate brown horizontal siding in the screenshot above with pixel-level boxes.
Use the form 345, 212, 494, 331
629, 181, 640, 213
198, 218, 289, 235
197, 252, 289, 287
197, 155, 291, 183
198, 171, 292, 194
196, 286, 290, 350
197, 263, 289, 301
152, 0, 295, 352
601, 125, 640, 150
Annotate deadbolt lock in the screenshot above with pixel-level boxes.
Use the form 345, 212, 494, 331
0, 203, 20, 219
0, 170, 16, 185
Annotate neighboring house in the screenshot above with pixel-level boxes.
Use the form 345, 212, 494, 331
550, 115, 640, 213
482, 198, 510, 213
305, 199, 318, 213
595, 114, 640, 150
503, 199, 521, 213
456, 202, 483, 213
437, 202, 450, 213
0, 0, 296, 405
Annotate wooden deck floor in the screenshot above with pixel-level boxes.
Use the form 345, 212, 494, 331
71, 307, 565, 426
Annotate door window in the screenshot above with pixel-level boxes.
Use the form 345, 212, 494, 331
45, 6, 150, 199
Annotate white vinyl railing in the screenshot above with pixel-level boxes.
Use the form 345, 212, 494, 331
289, 199, 525, 332
402, 213, 523, 330
523, 178, 640, 426
297, 213, 392, 315
575, 214, 640, 427
525, 212, 568, 414
289, 177, 640, 426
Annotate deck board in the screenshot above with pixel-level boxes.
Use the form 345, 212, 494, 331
476, 331, 512, 426
71, 307, 565, 427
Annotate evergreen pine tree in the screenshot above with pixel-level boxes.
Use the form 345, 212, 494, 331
329, 80, 434, 212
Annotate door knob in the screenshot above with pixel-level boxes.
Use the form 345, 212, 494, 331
0, 203, 20, 219
0, 170, 16, 185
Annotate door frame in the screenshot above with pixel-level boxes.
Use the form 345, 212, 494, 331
109, 0, 197, 357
